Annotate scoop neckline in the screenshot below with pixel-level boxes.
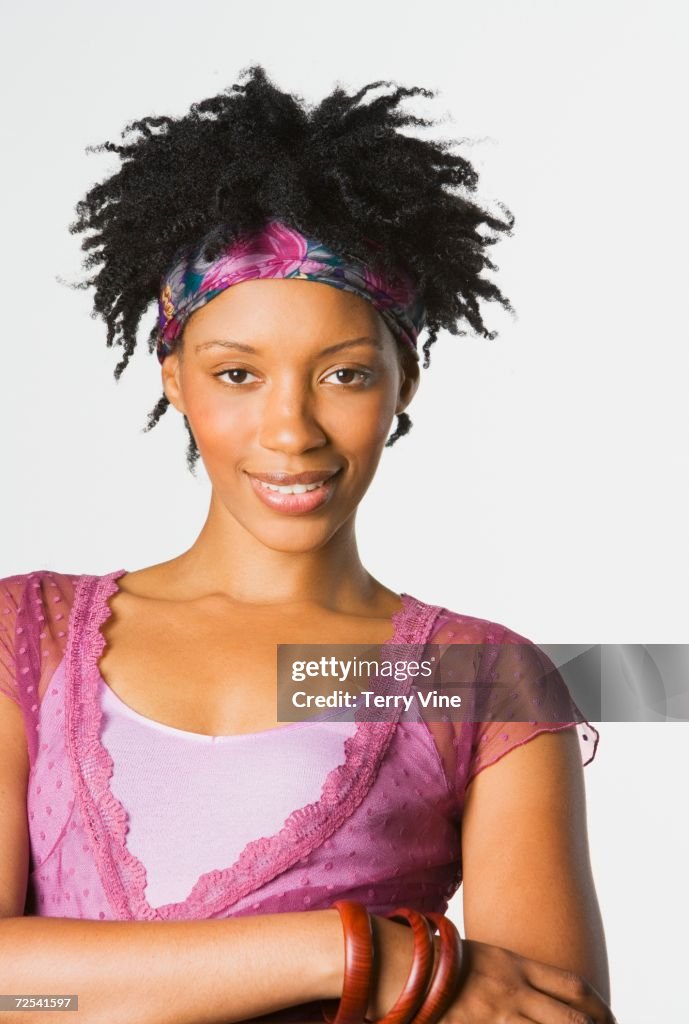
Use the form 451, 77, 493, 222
99, 676, 358, 743
64, 568, 445, 920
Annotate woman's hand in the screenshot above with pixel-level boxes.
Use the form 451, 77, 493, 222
444, 937, 617, 1023
368, 917, 618, 1023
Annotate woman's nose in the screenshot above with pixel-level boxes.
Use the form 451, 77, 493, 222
258, 386, 328, 454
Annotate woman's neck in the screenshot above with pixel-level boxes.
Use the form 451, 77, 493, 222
135, 495, 396, 616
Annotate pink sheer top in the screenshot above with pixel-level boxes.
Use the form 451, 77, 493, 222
0, 568, 599, 1021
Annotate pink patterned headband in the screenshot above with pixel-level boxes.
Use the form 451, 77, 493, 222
156, 219, 426, 365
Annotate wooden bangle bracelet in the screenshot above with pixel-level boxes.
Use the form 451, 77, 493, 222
374, 907, 435, 1024
321, 900, 375, 1024
410, 912, 463, 1024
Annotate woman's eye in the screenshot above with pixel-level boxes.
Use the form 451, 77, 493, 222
324, 367, 371, 386
214, 368, 259, 385
213, 367, 371, 387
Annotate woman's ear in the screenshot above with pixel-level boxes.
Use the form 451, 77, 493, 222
396, 351, 421, 416
161, 351, 186, 415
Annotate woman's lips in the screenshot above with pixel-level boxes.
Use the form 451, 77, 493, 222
247, 470, 341, 515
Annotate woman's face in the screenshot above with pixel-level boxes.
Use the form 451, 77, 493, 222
162, 277, 419, 552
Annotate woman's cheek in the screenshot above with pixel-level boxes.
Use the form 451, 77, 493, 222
322, 390, 393, 447
188, 389, 250, 460
357, 406, 396, 459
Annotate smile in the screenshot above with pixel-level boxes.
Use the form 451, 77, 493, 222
246, 470, 342, 516
257, 480, 327, 494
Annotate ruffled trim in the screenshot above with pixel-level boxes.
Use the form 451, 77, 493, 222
65, 569, 153, 920
65, 570, 445, 921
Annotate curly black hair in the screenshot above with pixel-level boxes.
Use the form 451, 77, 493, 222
64, 63, 515, 474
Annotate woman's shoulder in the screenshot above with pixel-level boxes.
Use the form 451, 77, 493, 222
420, 597, 599, 770
0, 569, 85, 714
420, 602, 546, 696
0, 566, 84, 600
419, 597, 533, 648
0, 568, 91, 639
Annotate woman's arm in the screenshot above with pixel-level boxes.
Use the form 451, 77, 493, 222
0, 911, 344, 1024
460, 726, 610, 1002
0, 695, 348, 1024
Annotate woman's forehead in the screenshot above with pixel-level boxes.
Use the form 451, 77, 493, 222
185, 277, 391, 349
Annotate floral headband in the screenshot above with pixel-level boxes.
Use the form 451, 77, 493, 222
156, 218, 426, 364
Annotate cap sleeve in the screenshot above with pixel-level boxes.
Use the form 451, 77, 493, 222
423, 610, 600, 810
0, 570, 78, 768
465, 623, 599, 785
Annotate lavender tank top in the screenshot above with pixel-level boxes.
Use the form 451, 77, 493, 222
0, 569, 599, 1021
98, 677, 359, 909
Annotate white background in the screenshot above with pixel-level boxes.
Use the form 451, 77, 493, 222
1, 1, 688, 1019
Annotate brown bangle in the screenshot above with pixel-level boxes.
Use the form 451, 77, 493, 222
321, 900, 375, 1024
411, 912, 463, 1024
374, 907, 435, 1024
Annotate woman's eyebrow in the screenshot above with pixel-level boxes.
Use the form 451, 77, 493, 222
194, 336, 383, 356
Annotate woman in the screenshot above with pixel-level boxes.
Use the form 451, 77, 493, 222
0, 66, 614, 1023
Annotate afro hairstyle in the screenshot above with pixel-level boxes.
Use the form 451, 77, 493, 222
65, 63, 515, 473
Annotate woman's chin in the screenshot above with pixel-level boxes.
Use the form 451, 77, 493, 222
248, 514, 350, 553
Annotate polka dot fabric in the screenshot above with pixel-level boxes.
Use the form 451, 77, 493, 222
1, 570, 599, 946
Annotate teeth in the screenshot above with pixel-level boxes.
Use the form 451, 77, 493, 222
258, 479, 327, 495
